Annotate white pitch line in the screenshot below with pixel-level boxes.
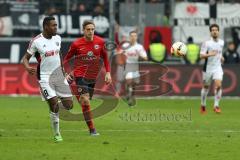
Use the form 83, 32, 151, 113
1, 128, 240, 133
1, 95, 240, 100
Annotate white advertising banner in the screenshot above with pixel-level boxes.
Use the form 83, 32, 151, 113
173, 3, 240, 43
211, 3, 240, 27
174, 2, 209, 43
174, 2, 209, 19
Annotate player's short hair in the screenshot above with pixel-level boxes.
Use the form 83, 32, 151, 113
82, 20, 95, 29
129, 30, 138, 35
42, 16, 55, 28
228, 41, 235, 46
209, 24, 219, 32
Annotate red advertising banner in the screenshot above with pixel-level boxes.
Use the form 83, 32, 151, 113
0, 64, 239, 96
0, 64, 39, 95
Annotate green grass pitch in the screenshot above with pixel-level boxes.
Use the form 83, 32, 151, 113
0, 96, 240, 160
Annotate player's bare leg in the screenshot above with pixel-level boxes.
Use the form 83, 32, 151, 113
78, 93, 99, 136
213, 79, 222, 113
58, 97, 73, 119
47, 97, 63, 142
200, 85, 209, 114
59, 97, 73, 110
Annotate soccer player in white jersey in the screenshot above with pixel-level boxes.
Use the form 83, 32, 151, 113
200, 24, 224, 114
22, 16, 73, 142
123, 31, 148, 106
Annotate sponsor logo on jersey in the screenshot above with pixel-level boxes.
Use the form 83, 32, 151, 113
87, 51, 94, 57
81, 51, 98, 61
78, 88, 82, 93
94, 44, 99, 50
45, 50, 55, 57
127, 51, 138, 56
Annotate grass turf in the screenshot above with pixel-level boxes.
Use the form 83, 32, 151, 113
0, 96, 240, 160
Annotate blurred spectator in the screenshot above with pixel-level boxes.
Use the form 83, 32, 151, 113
93, 4, 106, 16
71, 3, 88, 15
185, 36, 200, 64
70, 3, 78, 13
223, 42, 240, 64
147, 0, 161, 3
148, 30, 166, 63
45, 6, 58, 16
77, 3, 88, 15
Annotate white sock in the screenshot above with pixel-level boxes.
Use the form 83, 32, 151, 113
201, 88, 209, 106
214, 89, 222, 107
50, 112, 60, 136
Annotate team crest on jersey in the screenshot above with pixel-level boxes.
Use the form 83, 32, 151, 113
56, 42, 60, 46
94, 44, 99, 49
78, 88, 82, 93
87, 51, 93, 57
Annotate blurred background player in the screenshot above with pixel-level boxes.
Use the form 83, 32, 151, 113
148, 30, 166, 63
122, 30, 148, 106
199, 24, 224, 114
64, 20, 111, 136
22, 16, 73, 142
184, 36, 200, 65
223, 41, 240, 64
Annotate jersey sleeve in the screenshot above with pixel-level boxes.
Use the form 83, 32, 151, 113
64, 42, 77, 64
27, 39, 37, 55
58, 35, 62, 49
200, 42, 208, 55
101, 43, 110, 72
139, 45, 147, 58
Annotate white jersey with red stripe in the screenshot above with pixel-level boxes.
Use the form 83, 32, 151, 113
27, 33, 62, 80
124, 43, 147, 64
200, 38, 224, 72
124, 42, 147, 80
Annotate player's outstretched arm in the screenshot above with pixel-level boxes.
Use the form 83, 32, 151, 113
139, 45, 148, 61
200, 51, 217, 59
101, 46, 111, 84
22, 52, 36, 75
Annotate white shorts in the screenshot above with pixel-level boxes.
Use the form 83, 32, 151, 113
202, 71, 223, 86
39, 78, 72, 100
125, 71, 140, 83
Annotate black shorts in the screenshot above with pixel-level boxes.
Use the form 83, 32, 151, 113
75, 77, 96, 99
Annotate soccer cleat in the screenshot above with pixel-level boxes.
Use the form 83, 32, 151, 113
213, 106, 221, 113
90, 129, 100, 136
200, 105, 207, 114
54, 134, 63, 142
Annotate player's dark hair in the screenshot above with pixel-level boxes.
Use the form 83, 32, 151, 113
42, 16, 55, 28
82, 20, 95, 29
209, 24, 219, 32
129, 30, 137, 35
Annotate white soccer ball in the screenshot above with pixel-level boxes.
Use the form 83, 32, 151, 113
170, 42, 187, 57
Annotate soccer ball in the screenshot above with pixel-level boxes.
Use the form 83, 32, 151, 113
170, 42, 187, 57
